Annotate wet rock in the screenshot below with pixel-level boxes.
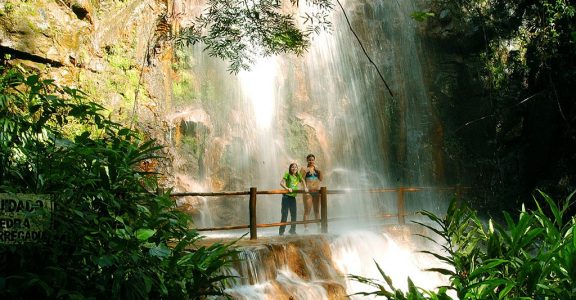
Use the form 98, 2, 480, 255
438, 9, 451, 25
86, 58, 106, 72
70, 0, 93, 23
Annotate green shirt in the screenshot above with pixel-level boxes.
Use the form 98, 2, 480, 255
283, 172, 303, 197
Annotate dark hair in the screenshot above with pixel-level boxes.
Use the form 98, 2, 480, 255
288, 162, 298, 174
306, 154, 315, 160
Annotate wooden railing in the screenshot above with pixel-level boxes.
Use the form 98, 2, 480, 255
171, 186, 465, 240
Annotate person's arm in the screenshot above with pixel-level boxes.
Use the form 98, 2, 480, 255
301, 174, 308, 192
317, 168, 323, 181
280, 177, 292, 193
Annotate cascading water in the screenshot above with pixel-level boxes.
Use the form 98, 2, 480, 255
171, 0, 448, 229
218, 229, 450, 299
169, 0, 453, 298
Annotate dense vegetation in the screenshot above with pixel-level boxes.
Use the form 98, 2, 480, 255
0, 66, 237, 299
424, 0, 576, 212
352, 192, 576, 299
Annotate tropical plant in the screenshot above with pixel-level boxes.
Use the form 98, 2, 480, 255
0, 65, 238, 299
351, 190, 576, 299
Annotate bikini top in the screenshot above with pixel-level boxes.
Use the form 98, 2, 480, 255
305, 169, 320, 180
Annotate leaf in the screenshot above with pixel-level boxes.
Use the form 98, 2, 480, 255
417, 210, 445, 225
538, 189, 562, 227
116, 228, 131, 239
142, 275, 153, 294
118, 128, 131, 136
413, 220, 446, 239
136, 204, 151, 216
468, 259, 509, 280
497, 281, 516, 299
149, 243, 172, 258
135, 228, 156, 241
419, 250, 455, 265
518, 227, 545, 249
410, 11, 435, 22
97, 255, 114, 267
573, 224, 576, 249
466, 278, 512, 291
425, 267, 456, 276
414, 232, 446, 248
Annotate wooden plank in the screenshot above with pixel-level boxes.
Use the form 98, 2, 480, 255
320, 187, 328, 233
397, 187, 405, 225
249, 187, 257, 240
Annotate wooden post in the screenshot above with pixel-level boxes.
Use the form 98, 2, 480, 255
397, 187, 405, 225
320, 186, 328, 233
249, 187, 257, 240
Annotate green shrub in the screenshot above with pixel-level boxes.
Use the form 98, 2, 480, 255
0, 66, 237, 299
351, 191, 576, 299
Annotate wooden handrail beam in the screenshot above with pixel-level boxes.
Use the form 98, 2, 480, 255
171, 191, 250, 197
321, 187, 328, 233
194, 213, 420, 232
397, 187, 405, 224
178, 185, 469, 239
170, 186, 468, 198
196, 224, 250, 231
258, 219, 321, 228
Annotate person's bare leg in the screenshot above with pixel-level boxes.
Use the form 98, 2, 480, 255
303, 194, 312, 230
312, 195, 320, 231
313, 196, 320, 220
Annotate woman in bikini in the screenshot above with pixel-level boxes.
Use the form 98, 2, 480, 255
301, 154, 322, 231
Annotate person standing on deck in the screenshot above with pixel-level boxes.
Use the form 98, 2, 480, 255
301, 154, 322, 232
279, 162, 308, 235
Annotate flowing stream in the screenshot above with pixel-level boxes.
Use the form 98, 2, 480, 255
169, 0, 452, 298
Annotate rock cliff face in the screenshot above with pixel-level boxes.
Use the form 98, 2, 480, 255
0, 0, 182, 179
1, 0, 170, 133
1, 1, 86, 67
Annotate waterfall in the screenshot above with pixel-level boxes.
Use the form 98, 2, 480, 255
169, 0, 454, 298
330, 230, 449, 297
220, 229, 450, 299
170, 0, 449, 231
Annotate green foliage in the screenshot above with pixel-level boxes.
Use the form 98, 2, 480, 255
0, 66, 238, 299
106, 45, 135, 71
1, 1, 14, 15
349, 263, 452, 299
425, 0, 576, 207
174, 0, 334, 73
351, 191, 576, 299
411, 11, 435, 22
172, 72, 198, 106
